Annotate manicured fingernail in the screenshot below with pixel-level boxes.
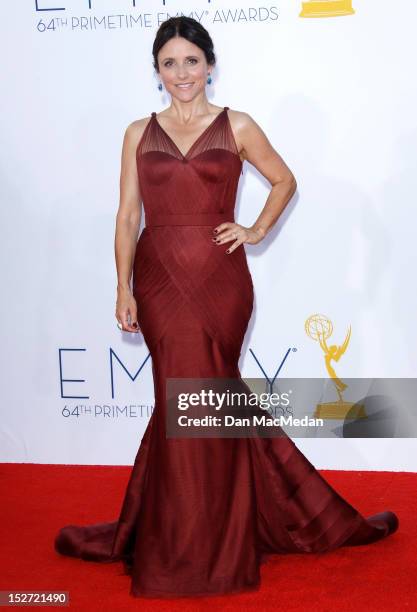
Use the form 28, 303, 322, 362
213, 229, 218, 233
226, 249, 230, 254
132, 322, 138, 328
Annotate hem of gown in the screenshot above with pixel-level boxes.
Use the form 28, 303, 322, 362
130, 580, 261, 599
54, 513, 397, 600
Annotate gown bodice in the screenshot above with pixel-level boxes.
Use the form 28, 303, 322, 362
136, 106, 243, 228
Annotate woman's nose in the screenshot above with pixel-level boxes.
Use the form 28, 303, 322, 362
176, 66, 189, 78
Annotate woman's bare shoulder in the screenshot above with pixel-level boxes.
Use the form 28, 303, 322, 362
226, 107, 260, 133
225, 108, 263, 159
123, 114, 153, 148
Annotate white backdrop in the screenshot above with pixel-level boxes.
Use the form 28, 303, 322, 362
1, 0, 416, 468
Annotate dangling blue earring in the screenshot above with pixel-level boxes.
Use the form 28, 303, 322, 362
207, 73, 212, 85
157, 81, 163, 91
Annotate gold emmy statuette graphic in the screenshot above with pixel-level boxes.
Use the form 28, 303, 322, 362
305, 314, 366, 419
299, 1, 355, 18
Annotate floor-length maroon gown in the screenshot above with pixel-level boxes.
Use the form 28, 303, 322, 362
54, 106, 399, 598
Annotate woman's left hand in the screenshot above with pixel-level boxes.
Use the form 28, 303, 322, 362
212, 223, 265, 254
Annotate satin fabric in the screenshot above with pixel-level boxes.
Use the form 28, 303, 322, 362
54, 107, 399, 598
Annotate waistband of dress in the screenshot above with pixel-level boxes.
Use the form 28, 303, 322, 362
145, 212, 235, 227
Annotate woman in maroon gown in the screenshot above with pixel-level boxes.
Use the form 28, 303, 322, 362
54, 16, 399, 599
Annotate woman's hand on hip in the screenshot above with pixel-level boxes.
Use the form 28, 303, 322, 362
212, 223, 266, 254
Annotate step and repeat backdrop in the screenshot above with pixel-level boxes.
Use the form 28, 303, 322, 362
1, 0, 416, 467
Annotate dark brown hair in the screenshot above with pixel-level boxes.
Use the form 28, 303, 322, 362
152, 17, 216, 73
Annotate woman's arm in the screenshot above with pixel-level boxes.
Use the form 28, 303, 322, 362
213, 111, 297, 252
114, 119, 147, 332
238, 111, 297, 238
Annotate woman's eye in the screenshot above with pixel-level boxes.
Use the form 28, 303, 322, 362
163, 58, 197, 67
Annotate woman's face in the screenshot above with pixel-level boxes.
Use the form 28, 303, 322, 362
157, 36, 211, 101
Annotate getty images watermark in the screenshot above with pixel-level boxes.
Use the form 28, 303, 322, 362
175, 386, 318, 424
165, 377, 417, 439
166, 377, 321, 438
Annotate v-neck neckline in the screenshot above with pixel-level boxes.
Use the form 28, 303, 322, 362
152, 107, 228, 160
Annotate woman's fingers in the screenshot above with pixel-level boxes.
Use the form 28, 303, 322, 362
120, 311, 131, 331
212, 223, 245, 254
116, 307, 141, 333
212, 222, 232, 236
225, 236, 243, 254
129, 306, 140, 332
212, 224, 241, 244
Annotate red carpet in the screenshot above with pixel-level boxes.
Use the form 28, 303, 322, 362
0, 463, 413, 610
